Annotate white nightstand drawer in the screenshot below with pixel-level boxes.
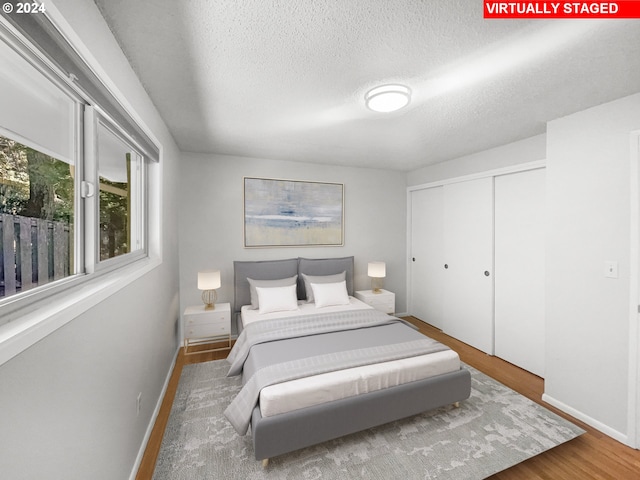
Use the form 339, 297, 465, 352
186, 312, 228, 327
369, 299, 394, 313
185, 321, 229, 338
367, 296, 393, 307
354, 290, 395, 314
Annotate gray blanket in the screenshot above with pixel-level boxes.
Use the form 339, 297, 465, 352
223, 310, 449, 435
226, 309, 409, 376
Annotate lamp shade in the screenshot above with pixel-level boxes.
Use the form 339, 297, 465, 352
368, 262, 386, 278
198, 270, 221, 290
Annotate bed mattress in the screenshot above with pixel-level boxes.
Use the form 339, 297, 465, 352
240, 299, 461, 418
259, 348, 460, 417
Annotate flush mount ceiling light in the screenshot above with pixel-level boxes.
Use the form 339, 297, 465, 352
365, 84, 411, 113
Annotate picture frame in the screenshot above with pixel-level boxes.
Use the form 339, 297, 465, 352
244, 177, 344, 248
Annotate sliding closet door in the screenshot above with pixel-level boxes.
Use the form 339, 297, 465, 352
410, 186, 444, 329
494, 168, 546, 377
442, 177, 494, 354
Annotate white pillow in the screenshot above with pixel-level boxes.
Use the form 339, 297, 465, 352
247, 275, 297, 309
256, 284, 299, 314
311, 281, 350, 308
301, 271, 346, 303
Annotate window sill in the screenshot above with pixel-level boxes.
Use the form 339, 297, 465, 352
0, 256, 161, 366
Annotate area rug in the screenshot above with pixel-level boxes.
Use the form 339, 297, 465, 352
152, 360, 584, 480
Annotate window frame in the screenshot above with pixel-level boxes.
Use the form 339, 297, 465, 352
83, 106, 149, 275
0, 25, 86, 314
0, 13, 159, 363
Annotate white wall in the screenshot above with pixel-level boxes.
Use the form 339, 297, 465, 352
405, 96, 640, 442
407, 134, 546, 186
544, 92, 640, 440
178, 153, 408, 330
0, 1, 181, 479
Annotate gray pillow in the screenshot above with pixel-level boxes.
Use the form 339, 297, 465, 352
301, 271, 346, 303
247, 275, 298, 309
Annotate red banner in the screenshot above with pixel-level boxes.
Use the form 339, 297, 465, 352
484, 1, 640, 18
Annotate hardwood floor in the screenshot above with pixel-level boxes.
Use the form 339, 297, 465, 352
404, 317, 640, 480
135, 342, 233, 480
135, 319, 640, 479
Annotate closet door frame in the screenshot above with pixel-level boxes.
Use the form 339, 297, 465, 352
406, 160, 546, 333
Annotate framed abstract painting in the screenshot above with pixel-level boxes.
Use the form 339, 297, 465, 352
244, 177, 344, 247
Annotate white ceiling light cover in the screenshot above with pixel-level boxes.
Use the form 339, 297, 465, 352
365, 84, 411, 113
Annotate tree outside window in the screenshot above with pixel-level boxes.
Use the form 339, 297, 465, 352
0, 135, 74, 297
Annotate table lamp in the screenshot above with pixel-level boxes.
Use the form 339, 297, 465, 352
368, 261, 386, 293
198, 270, 221, 310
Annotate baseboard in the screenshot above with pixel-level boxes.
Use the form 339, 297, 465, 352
128, 345, 181, 480
542, 393, 629, 445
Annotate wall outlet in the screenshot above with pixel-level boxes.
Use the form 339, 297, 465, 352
136, 392, 142, 416
604, 261, 619, 279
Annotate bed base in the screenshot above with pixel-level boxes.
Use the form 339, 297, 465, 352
251, 367, 471, 463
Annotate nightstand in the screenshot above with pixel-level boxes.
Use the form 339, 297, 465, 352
354, 289, 395, 314
183, 302, 231, 354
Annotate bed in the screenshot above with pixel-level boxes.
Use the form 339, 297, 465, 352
226, 256, 471, 465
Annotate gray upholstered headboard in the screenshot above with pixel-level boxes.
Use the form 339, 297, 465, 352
297, 257, 354, 299
232, 256, 355, 331
233, 258, 298, 314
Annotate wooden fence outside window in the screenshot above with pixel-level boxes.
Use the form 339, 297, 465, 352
0, 214, 71, 298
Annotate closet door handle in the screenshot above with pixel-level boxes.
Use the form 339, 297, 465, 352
484, 271, 490, 277
444, 264, 449, 269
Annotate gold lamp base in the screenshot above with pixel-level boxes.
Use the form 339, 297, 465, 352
202, 289, 217, 310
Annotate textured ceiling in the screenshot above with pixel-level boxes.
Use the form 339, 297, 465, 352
94, 0, 640, 171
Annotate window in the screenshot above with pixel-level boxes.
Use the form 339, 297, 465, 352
93, 114, 146, 265
0, 32, 80, 304
99, 125, 138, 261
0, 20, 153, 316
0, 136, 75, 297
